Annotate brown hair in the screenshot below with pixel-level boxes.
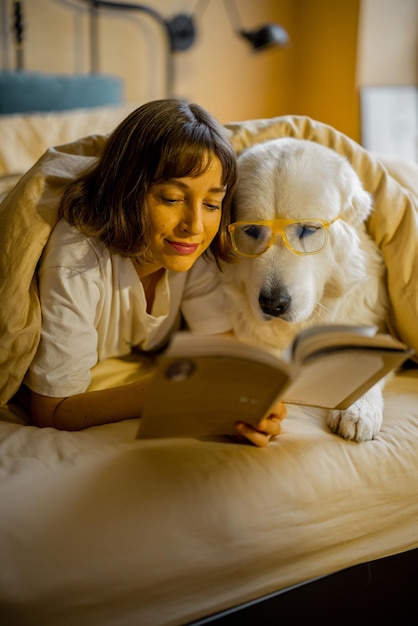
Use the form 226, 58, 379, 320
59, 99, 237, 264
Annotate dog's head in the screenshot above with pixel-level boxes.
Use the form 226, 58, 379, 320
224, 138, 374, 335
232, 137, 372, 227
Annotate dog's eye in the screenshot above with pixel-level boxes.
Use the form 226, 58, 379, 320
295, 224, 320, 239
242, 225, 264, 240
286, 222, 327, 254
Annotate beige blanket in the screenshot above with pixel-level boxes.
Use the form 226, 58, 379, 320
1, 115, 417, 406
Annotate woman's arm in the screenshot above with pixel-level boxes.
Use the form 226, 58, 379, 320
31, 379, 287, 444
30, 372, 154, 430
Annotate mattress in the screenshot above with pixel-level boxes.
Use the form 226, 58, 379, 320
1, 363, 417, 626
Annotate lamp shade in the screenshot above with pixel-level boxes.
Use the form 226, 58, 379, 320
240, 23, 289, 51
166, 14, 196, 52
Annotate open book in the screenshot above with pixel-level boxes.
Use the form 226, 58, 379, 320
138, 325, 413, 439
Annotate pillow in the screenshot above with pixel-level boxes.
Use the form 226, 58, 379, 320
0, 71, 124, 115
0, 103, 138, 178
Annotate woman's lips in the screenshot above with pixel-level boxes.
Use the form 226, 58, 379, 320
167, 240, 200, 255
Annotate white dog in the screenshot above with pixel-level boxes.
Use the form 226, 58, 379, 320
221, 138, 389, 441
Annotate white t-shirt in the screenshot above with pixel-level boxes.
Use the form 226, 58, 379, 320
27, 219, 231, 397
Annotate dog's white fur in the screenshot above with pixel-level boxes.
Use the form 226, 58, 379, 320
221, 138, 388, 441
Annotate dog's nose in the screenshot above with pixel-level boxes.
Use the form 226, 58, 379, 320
259, 290, 291, 317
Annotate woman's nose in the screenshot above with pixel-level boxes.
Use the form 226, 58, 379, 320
182, 205, 204, 234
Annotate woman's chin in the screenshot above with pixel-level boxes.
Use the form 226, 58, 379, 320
163, 253, 202, 273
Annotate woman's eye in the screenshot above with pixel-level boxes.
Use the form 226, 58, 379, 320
161, 196, 181, 205
205, 202, 221, 211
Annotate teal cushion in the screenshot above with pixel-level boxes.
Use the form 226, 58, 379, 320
0, 71, 124, 114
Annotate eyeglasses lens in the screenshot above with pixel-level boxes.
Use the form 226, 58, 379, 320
233, 224, 272, 256
233, 221, 327, 256
285, 222, 326, 253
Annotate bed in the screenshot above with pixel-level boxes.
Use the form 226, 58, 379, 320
1, 21, 418, 626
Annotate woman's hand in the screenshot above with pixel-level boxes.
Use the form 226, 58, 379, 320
235, 402, 288, 447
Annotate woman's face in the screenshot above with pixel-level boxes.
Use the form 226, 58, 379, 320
142, 155, 226, 275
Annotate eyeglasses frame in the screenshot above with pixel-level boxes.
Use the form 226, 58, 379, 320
227, 215, 342, 257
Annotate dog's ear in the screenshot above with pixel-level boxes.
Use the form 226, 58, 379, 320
340, 163, 373, 226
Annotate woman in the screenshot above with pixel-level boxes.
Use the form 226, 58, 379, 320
27, 99, 285, 445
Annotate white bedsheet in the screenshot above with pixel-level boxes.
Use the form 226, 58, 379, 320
1, 368, 417, 626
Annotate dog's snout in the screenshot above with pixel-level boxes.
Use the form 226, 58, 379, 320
258, 289, 291, 318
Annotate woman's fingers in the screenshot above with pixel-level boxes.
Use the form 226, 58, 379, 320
235, 409, 286, 447
269, 402, 288, 421
235, 421, 272, 447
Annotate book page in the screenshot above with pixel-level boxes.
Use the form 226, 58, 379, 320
290, 324, 377, 360
291, 327, 407, 364
283, 351, 384, 409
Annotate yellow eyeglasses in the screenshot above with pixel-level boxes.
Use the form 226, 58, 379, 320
228, 216, 342, 257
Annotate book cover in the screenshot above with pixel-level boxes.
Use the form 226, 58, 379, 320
138, 326, 413, 439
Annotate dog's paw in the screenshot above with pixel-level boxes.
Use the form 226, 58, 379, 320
326, 387, 384, 442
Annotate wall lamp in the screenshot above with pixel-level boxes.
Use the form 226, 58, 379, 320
85, 0, 195, 96
84, 0, 289, 96
220, 0, 289, 52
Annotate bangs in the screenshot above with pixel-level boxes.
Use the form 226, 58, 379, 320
152, 126, 236, 190
154, 142, 213, 182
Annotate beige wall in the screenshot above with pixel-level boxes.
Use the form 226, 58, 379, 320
357, 0, 418, 86
1, 0, 415, 142
1, 0, 295, 122
279, 0, 361, 141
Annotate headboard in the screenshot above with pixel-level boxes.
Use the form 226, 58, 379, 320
0, 1, 125, 114
0, 1, 141, 197
0, 70, 124, 114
